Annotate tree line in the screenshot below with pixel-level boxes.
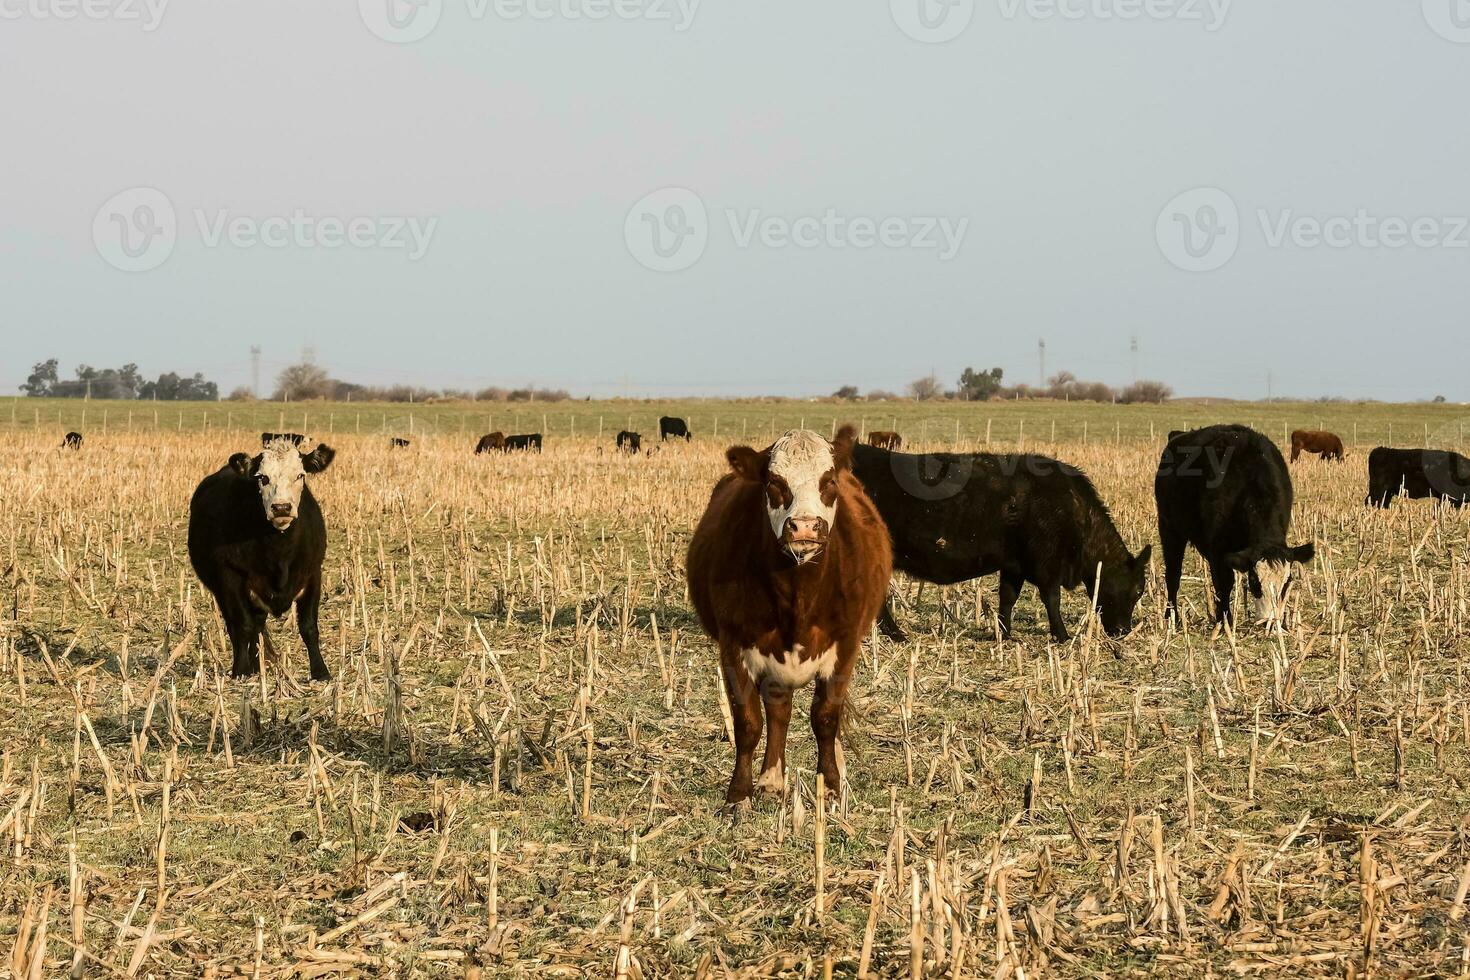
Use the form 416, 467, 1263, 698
21, 360, 219, 401
833, 367, 1173, 404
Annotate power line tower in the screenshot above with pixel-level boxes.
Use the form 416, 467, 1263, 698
1037, 338, 1046, 388
302, 345, 317, 366
250, 346, 261, 398
1130, 334, 1139, 383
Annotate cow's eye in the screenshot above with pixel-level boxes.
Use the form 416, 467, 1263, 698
296, 474, 304, 482
257, 475, 270, 486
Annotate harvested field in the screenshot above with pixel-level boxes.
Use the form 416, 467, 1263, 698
3, 398, 1470, 976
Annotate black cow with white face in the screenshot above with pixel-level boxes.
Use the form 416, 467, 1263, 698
1156, 425, 1314, 629
188, 440, 336, 680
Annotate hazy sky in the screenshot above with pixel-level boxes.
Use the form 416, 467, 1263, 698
3, 0, 1468, 400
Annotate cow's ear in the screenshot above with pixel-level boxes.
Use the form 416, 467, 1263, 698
1133, 544, 1152, 573
1289, 542, 1315, 564
726, 446, 767, 482
831, 424, 857, 471
228, 453, 253, 477
1223, 548, 1256, 571
301, 444, 336, 474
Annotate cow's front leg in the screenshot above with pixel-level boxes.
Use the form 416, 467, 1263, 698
721, 649, 763, 805
810, 661, 853, 803
756, 683, 792, 797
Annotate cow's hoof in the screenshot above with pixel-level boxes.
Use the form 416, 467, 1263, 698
310, 668, 332, 683
754, 766, 785, 797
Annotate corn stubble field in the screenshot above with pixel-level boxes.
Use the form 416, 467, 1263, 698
4, 399, 1470, 977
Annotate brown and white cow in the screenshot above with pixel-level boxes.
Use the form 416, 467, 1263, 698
687, 425, 892, 805
867, 430, 902, 450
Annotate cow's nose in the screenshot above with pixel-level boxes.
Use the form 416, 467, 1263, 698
785, 516, 827, 541
271, 503, 293, 518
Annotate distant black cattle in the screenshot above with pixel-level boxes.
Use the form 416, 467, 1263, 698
261, 432, 305, 447
1156, 425, 1314, 627
616, 430, 641, 453
188, 442, 337, 680
851, 444, 1150, 641
505, 433, 542, 452
475, 432, 507, 454
1366, 447, 1470, 508
61, 431, 83, 449
659, 416, 691, 441
390, 437, 411, 448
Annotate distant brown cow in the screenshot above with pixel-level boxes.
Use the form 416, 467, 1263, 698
1290, 429, 1344, 462
475, 432, 506, 454
867, 430, 902, 450
686, 426, 892, 805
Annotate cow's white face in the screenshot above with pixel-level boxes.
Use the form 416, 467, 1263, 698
232, 443, 335, 531
1252, 560, 1293, 626
1227, 541, 1315, 629
727, 426, 855, 564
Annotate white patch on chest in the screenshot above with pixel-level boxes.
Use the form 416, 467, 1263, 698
741, 644, 837, 690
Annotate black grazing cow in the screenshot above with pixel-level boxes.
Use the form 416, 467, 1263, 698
851, 444, 1150, 642
1366, 447, 1470, 508
616, 430, 642, 453
660, 416, 691, 441
261, 432, 305, 447
61, 431, 83, 449
390, 437, 411, 448
1156, 425, 1314, 628
475, 432, 507, 454
504, 433, 542, 452
188, 442, 337, 680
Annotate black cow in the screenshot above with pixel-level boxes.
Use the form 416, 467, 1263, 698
616, 430, 642, 453
1366, 447, 1470, 508
61, 431, 83, 449
188, 442, 337, 680
261, 432, 305, 447
390, 437, 411, 448
505, 433, 542, 452
1156, 425, 1314, 627
659, 416, 691, 442
851, 444, 1150, 642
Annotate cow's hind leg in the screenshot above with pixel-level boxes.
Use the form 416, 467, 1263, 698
721, 651, 763, 805
997, 569, 1024, 637
1209, 560, 1236, 625
876, 594, 907, 642
756, 685, 792, 796
296, 574, 331, 682
1161, 527, 1186, 625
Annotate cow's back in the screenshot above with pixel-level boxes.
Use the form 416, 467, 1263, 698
1156, 425, 1291, 552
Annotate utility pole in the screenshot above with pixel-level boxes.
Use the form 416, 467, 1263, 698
1130, 334, 1139, 383
1038, 338, 1046, 388
1266, 371, 1274, 403
250, 346, 261, 398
